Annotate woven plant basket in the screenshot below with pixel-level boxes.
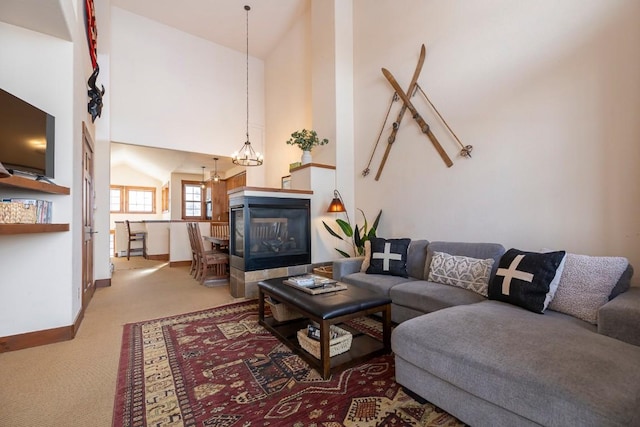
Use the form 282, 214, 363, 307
297, 325, 352, 359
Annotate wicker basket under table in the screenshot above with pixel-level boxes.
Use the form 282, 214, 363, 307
265, 298, 304, 321
297, 325, 352, 359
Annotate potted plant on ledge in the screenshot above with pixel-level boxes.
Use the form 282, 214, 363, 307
286, 129, 329, 164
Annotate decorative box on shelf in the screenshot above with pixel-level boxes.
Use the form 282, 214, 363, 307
297, 325, 352, 359
0, 201, 37, 224
265, 297, 304, 322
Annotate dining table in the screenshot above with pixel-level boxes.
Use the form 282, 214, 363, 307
203, 235, 230, 253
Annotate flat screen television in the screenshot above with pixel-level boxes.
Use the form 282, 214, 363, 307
0, 88, 55, 179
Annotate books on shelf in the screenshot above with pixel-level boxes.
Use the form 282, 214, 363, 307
283, 274, 347, 295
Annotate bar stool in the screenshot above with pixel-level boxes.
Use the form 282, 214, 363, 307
125, 220, 147, 260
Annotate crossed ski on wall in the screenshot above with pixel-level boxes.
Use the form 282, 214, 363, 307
366, 44, 472, 180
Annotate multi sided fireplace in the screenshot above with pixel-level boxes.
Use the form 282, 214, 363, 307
229, 195, 311, 272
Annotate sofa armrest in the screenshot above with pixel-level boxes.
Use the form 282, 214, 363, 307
332, 257, 364, 280
598, 287, 640, 347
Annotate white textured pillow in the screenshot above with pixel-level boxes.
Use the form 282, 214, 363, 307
548, 254, 628, 324
360, 240, 371, 272
427, 251, 494, 297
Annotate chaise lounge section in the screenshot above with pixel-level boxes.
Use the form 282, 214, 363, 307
333, 239, 640, 426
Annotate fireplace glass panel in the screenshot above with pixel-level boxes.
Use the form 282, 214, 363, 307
248, 208, 306, 257
233, 209, 244, 257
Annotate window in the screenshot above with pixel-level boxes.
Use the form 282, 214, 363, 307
128, 188, 154, 212
110, 186, 123, 212
161, 184, 169, 213
183, 181, 205, 219
110, 186, 156, 214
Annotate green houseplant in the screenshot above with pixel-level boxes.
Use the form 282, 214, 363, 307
323, 209, 382, 258
286, 129, 329, 164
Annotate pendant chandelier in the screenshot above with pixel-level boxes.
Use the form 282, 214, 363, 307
200, 166, 206, 189
212, 157, 221, 183
232, 5, 263, 166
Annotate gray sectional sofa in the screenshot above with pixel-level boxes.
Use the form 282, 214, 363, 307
333, 240, 640, 427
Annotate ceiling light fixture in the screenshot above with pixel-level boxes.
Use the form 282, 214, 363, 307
232, 5, 263, 167
212, 157, 221, 183
200, 166, 206, 189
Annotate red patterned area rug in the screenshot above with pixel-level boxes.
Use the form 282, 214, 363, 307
113, 300, 464, 427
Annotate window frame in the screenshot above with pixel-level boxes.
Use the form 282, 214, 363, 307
110, 185, 156, 214
110, 185, 125, 213
182, 180, 206, 220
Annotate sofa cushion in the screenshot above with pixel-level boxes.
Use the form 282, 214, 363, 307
549, 253, 629, 324
424, 242, 505, 282
427, 251, 494, 297
390, 280, 486, 314
392, 300, 640, 427
341, 272, 415, 297
488, 248, 566, 314
405, 239, 429, 280
367, 237, 411, 277
610, 264, 633, 299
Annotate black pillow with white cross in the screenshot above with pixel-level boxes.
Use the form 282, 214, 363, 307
366, 237, 411, 278
488, 248, 566, 314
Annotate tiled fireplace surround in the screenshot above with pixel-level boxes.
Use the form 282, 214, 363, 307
230, 263, 314, 298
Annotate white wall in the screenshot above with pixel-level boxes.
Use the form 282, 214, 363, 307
349, 0, 640, 281
0, 11, 87, 336
91, 0, 113, 284
110, 7, 266, 187
264, 7, 313, 189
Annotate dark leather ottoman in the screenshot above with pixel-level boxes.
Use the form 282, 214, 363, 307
258, 278, 392, 379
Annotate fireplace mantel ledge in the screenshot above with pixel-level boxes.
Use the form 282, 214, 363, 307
228, 186, 313, 198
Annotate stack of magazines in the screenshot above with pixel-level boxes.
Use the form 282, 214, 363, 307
285, 274, 337, 288
282, 274, 346, 295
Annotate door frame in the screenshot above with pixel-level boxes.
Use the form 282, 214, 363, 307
82, 122, 96, 312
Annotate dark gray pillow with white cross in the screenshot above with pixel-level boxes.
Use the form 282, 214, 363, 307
488, 248, 566, 314
366, 237, 411, 278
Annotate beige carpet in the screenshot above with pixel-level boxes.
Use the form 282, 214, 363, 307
0, 258, 238, 427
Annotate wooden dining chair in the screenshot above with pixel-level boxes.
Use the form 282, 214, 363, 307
191, 222, 229, 283
210, 221, 230, 252
186, 223, 199, 277
124, 220, 147, 260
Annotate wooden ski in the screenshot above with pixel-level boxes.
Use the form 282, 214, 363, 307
381, 67, 453, 168
375, 44, 426, 181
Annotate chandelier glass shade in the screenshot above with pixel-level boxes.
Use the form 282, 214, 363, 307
200, 166, 206, 189
212, 157, 221, 183
232, 5, 263, 166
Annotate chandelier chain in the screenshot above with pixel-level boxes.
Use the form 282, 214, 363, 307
246, 5, 250, 141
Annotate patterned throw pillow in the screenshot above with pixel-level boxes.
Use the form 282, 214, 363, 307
488, 248, 566, 314
427, 251, 494, 297
366, 238, 411, 277
548, 254, 629, 324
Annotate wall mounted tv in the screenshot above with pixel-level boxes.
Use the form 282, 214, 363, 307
0, 88, 55, 179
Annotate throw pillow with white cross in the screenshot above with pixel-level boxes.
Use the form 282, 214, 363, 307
367, 237, 411, 278
489, 248, 566, 314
